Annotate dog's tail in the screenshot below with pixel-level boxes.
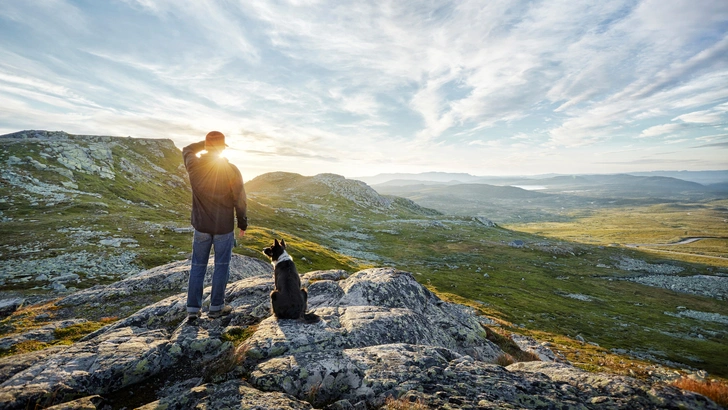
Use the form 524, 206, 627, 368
302, 312, 321, 324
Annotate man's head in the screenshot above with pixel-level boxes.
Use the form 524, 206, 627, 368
205, 131, 227, 152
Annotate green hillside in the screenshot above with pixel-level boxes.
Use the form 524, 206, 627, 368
239, 172, 728, 378
0, 131, 194, 292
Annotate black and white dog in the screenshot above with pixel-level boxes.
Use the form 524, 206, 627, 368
263, 239, 320, 324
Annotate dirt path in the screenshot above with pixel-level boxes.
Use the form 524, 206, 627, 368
627, 247, 728, 260
624, 237, 728, 260
625, 236, 727, 247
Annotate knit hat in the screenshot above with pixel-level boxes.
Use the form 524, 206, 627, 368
205, 131, 228, 150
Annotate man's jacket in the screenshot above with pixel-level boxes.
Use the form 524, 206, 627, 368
183, 141, 247, 235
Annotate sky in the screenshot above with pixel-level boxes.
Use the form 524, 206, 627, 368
1, 0, 727, 180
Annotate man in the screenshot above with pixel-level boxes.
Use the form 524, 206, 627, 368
183, 131, 247, 321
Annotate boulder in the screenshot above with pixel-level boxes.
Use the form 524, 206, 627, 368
0, 263, 721, 409
0, 298, 24, 318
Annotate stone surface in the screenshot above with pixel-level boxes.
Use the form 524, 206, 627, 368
0, 319, 88, 350
0, 261, 722, 409
137, 380, 314, 410
615, 256, 684, 275
627, 274, 728, 300
0, 298, 24, 318
59, 254, 270, 308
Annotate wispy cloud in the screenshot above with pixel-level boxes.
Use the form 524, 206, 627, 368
692, 141, 728, 149
640, 123, 685, 138
0, 0, 726, 177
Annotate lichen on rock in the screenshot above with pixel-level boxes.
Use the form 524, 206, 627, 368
0, 260, 722, 409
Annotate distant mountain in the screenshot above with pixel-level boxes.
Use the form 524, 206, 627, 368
360, 170, 728, 193
374, 182, 599, 223
371, 178, 463, 187
246, 172, 440, 217
355, 171, 483, 185
382, 183, 547, 200
629, 170, 728, 185
508, 174, 716, 198
376, 173, 719, 200
372, 173, 724, 223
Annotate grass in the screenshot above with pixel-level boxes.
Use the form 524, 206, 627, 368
484, 327, 540, 363
507, 200, 728, 267
673, 377, 728, 407
0, 310, 115, 358
221, 324, 258, 345
383, 395, 429, 410
0, 300, 61, 337
53, 319, 114, 342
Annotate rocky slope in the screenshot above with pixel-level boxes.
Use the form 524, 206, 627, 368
0, 257, 720, 409
0, 130, 193, 294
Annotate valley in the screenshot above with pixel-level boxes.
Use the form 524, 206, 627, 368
238, 173, 728, 379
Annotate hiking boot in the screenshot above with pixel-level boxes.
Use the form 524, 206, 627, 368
187, 311, 200, 323
208, 305, 232, 318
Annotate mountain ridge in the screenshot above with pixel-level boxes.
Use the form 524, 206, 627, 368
356, 170, 728, 186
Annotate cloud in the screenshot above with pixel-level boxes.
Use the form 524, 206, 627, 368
0, 0, 726, 176
596, 158, 701, 165
244, 148, 339, 162
692, 141, 728, 149
639, 123, 684, 138
674, 102, 728, 125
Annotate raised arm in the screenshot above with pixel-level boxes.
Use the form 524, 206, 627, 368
182, 141, 206, 170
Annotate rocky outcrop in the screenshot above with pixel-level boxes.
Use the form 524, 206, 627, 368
0, 250, 141, 292
614, 256, 684, 275
627, 274, 728, 300
58, 254, 270, 308
0, 130, 197, 293
313, 174, 394, 210
0, 258, 720, 409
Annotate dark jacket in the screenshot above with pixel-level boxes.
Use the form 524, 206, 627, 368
183, 141, 247, 234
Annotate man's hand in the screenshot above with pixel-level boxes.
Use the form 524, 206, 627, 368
238, 230, 246, 238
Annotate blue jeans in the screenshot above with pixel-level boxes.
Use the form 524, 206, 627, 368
187, 230, 234, 313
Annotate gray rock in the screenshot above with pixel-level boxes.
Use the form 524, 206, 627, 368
627, 274, 727, 300
664, 309, 728, 324
53, 273, 80, 283
59, 254, 270, 308
510, 334, 563, 363
43, 395, 103, 409
0, 263, 721, 410
0, 326, 170, 408
314, 173, 393, 210
473, 216, 497, 227
137, 379, 313, 410
509, 361, 718, 409
0, 346, 67, 384
0, 319, 88, 350
0, 298, 24, 318
615, 256, 684, 275
50, 282, 67, 292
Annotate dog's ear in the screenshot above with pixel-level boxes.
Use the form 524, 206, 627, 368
280, 239, 286, 249
263, 247, 272, 257
274, 239, 280, 247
